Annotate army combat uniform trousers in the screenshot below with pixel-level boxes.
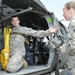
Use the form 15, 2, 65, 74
6, 52, 27, 73
68, 55, 75, 75
60, 55, 75, 75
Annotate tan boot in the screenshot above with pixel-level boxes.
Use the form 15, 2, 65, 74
23, 58, 28, 69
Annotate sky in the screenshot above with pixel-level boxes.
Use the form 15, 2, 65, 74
40, 0, 74, 21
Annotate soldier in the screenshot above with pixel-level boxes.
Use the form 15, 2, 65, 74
6, 15, 58, 73
60, 1, 75, 75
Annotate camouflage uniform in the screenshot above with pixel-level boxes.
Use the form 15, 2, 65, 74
60, 18, 75, 75
7, 25, 51, 72
67, 18, 75, 75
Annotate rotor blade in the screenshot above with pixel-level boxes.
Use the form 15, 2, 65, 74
1, 7, 33, 22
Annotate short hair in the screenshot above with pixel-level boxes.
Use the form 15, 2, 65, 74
64, 1, 75, 10
11, 15, 19, 20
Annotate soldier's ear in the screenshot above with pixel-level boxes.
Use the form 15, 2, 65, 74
19, 20, 20, 23
70, 8, 74, 14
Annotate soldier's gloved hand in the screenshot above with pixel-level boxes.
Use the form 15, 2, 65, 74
49, 27, 58, 33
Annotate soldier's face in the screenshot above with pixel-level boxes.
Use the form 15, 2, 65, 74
63, 6, 72, 21
11, 17, 20, 27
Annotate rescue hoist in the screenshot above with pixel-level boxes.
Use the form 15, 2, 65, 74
0, 26, 11, 71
